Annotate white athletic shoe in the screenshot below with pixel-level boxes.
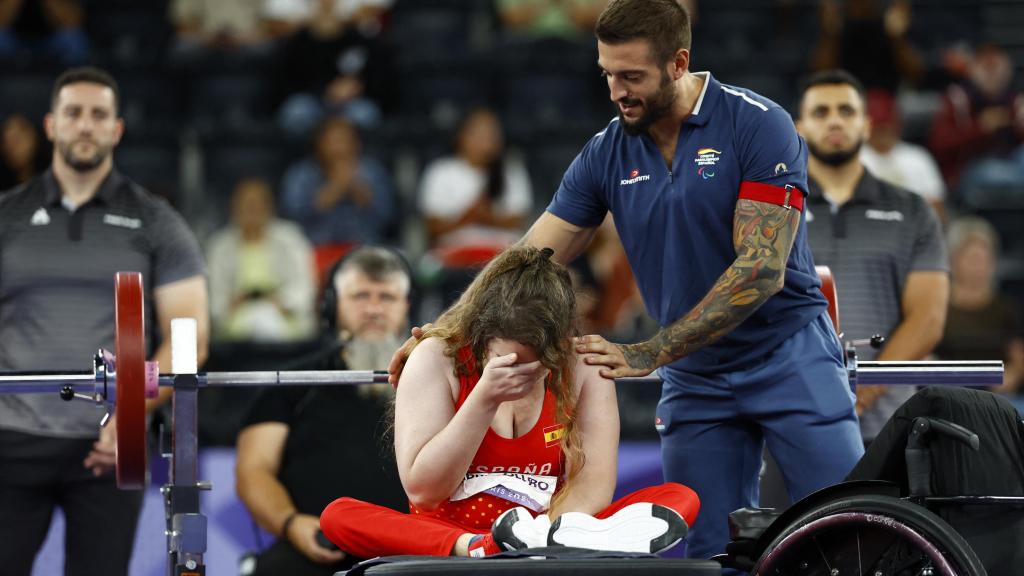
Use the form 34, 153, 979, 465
547, 503, 688, 554
492, 507, 552, 551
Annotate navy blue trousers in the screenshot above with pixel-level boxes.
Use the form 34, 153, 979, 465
656, 313, 864, 561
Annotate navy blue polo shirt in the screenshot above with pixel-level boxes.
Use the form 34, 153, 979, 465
548, 72, 827, 374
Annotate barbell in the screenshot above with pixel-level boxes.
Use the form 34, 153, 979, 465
0, 272, 1005, 490
0, 272, 388, 489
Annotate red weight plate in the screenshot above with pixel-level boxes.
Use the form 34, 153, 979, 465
114, 272, 147, 489
816, 265, 840, 334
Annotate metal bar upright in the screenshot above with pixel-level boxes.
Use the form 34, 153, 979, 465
166, 373, 207, 575
165, 317, 206, 576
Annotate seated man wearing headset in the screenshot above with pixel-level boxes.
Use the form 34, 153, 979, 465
236, 246, 412, 575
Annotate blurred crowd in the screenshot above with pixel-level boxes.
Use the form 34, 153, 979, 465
2, 0, 1023, 438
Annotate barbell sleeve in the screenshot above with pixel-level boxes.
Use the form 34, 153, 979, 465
0, 371, 95, 394
614, 360, 1004, 387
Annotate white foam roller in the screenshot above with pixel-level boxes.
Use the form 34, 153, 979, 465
171, 317, 198, 375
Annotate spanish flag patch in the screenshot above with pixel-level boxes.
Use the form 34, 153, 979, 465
543, 424, 565, 447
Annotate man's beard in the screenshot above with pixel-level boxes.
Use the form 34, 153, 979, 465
343, 334, 404, 371
618, 74, 677, 137
59, 139, 110, 172
807, 137, 864, 168
344, 335, 403, 399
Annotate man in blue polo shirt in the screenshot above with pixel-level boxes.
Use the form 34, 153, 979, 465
532, 0, 864, 560
387, 0, 864, 561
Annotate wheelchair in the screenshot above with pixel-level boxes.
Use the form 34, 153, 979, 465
720, 386, 1024, 576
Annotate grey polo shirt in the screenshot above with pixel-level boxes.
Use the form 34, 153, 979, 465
805, 169, 948, 440
0, 169, 205, 438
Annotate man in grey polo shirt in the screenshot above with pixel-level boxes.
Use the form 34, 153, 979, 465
796, 69, 949, 443
0, 67, 209, 575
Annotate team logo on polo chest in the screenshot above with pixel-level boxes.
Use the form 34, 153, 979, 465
620, 168, 650, 186
103, 213, 142, 229
695, 148, 722, 179
865, 209, 904, 222
30, 208, 50, 226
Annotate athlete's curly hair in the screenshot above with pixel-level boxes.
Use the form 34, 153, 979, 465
421, 244, 585, 509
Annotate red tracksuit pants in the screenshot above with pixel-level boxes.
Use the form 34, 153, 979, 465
320, 482, 699, 558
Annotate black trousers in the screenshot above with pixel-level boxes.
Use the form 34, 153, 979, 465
0, 429, 143, 576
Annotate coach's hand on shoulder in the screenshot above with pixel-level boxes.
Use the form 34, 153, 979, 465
576, 335, 656, 379
388, 323, 432, 386
287, 514, 345, 565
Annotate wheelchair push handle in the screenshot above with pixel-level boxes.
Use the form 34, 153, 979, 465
905, 417, 980, 498
929, 417, 981, 451
908, 417, 980, 452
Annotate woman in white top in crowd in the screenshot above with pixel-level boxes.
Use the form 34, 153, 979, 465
418, 108, 533, 250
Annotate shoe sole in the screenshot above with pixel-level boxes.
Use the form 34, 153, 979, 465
548, 503, 688, 554
493, 507, 531, 551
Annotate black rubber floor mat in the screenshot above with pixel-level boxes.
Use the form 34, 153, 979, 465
340, 549, 721, 576
362, 558, 721, 575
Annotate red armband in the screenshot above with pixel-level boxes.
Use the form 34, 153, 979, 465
738, 181, 804, 212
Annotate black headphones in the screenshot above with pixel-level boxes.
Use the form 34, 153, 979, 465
320, 245, 417, 337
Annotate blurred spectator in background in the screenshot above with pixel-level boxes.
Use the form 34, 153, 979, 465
280, 116, 396, 246
419, 107, 532, 251
0, 114, 49, 191
930, 42, 974, 91
811, 0, 923, 92
496, 0, 608, 115
169, 0, 275, 57
576, 216, 648, 341
860, 89, 947, 220
935, 216, 1024, 400
418, 108, 532, 307
929, 44, 1024, 195
236, 246, 409, 575
271, 0, 393, 136
265, 0, 391, 38
208, 178, 316, 342
0, 0, 89, 66
497, 0, 607, 43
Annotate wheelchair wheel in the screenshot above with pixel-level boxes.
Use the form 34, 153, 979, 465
754, 495, 986, 576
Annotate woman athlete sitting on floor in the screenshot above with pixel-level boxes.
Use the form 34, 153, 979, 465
320, 245, 699, 558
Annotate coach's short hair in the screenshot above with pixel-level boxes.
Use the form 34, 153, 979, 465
596, 0, 691, 66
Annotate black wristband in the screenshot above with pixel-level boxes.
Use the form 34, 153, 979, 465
281, 511, 299, 539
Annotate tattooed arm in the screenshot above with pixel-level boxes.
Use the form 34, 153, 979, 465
576, 199, 802, 378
